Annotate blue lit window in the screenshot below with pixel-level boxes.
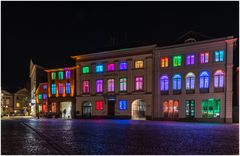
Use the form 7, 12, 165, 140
96, 64, 104, 73
43, 94, 47, 99
119, 62, 128, 70
199, 71, 210, 88
215, 50, 224, 62
119, 100, 127, 110
66, 83, 71, 94
172, 74, 181, 90
51, 84, 56, 95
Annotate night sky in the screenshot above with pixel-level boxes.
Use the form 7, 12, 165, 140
2, 1, 239, 90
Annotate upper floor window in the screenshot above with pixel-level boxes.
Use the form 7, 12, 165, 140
107, 63, 115, 72
119, 62, 128, 70
43, 94, 47, 100
135, 61, 144, 69
43, 84, 47, 90
173, 55, 182, 67
96, 100, 103, 110
199, 71, 210, 89
107, 79, 115, 92
96, 80, 103, 93
58, 71, 64, 79
200, 52, 209, 64
82, 80, 90, 93
214, 70, 224, 88
186, 72, 195, 90
65, 70, 71, 79
51, 72, 56, 80
96, 64, 104, 73
215, 50, 224, 62
160, 75, 169, 91
161, 57, 169, 67
172, 74, 181, 90
51, 84, 56, 95
186, 54, 195, 65
120, 78, 127, 92
66, 83, 71, 94
119, 100, 127, 110
135, 77, 143, 91
38, 94, 42, 100
58, 83, 64, 94
82, 66, 90, 74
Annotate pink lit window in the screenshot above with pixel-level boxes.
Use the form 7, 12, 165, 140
96, 80, 103, 93
200, 52, 209, 64
58, 83, 64, 94
135, 77, 143, 91
96, 100, 103, 110
82, 80, 90, 93
107, 79, 114, 92
107, 63, 115, 71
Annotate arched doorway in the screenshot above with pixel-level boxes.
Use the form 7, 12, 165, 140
82, 101, 92, 118
132, 99, 146, 120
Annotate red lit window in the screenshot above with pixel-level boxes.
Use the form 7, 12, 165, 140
161, 57, 169, 67
96, 100, 103, 110
42, 104, 47, 113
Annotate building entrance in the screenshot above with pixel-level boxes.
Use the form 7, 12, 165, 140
107, 99, 115, 116
60, 102, 72, 119
82, 101, 92, 118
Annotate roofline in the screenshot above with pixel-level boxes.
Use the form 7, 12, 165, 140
44, 66, 77, 72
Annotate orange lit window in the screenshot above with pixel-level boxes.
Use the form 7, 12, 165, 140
135, 61, 144, 69
161, 57, 169, 67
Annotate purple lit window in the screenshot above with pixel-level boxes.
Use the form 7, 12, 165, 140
214, 70, 224, 88
119, 62, 128, 70
107, 79, 115, 92
200, 52, 209, 64
43, 94, 47, 99
107, 64, 115, 72
66, 70, 71, 79
186, 54, 195, 65
96, 80, 103, 93
43, 84, 47, 90
160, 75, 169, 91
58, 83, 64, 94
199, 71, 210, 88
135, 77, 143, 91
82, 80, 90, 93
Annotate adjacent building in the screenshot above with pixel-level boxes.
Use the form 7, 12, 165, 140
13, 88, 30, 115
35, 83, 48, 116
1, 89, 14, 116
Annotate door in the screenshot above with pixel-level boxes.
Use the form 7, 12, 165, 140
60, 102, 72, 119
186, 100, 195, 118
108, 100, 115, 116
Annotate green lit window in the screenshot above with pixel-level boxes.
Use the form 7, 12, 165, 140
186, 100, 195, 118
202, 99, 220, 118
82, 66, 90, 74
51, 72, 56, 80
173, 55, 182, 67
58, 71, 64, 79
120, 78, 127, 92
38, 94, 42, 100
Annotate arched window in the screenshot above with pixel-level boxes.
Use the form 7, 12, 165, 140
186, 72, 195, 90
172, 74, 181, 90
160, 75, 169, 91
199, 71, 210, 89
214, 70, 224, 88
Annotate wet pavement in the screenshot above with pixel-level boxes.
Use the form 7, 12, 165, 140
1, 118, 239, 155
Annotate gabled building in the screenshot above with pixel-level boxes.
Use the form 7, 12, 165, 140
1, 89, 14, 116
35, 83, 48, 115
13, 88, 30, 115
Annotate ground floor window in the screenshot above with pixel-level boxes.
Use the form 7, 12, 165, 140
42, 104, 47, 113
202, 98, 220, 118
163, 100, 179, 118
52, 102, 56, 113
38, 105, 42, 113
96, 100, 103, 110
186, 100, 195, 118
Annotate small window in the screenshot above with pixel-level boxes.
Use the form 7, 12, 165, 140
120, 78, 127, 92
96, 80, 103, 93
135, 77, 143, 91
107, 79, 115, 92
135, 61, 144, 69
82, 80, 90, 93
96, 64, 104, 73
119, 62, 128, 70
66, 83, 71, 94
200, 52, 209, 64
43, 84, 47, 90
65, 70, 71, 79
173, 55, 182, 67
107, 63, 115, 72
214, 70, 224, 88
38, 94, 42, 100
186, 54, 195, 65
58, 71, 64, 79
161, 57, 169, 67
82, 66, 90, 74
43, 94, 47, 99
96, 100, 103, 110
215, 50, 224, 62
119, 100, 127, 110
58, 83, 64, 94
51, 72, 56, 80
51, 84, 56, 95
160, 75, 169, 91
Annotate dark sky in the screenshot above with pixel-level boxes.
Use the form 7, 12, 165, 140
2, 1, 239, 89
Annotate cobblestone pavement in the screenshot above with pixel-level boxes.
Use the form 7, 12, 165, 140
1, 118, 239, 155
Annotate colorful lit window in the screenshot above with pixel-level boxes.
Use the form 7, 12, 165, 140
199, 71, 210, 88
135, 77, 143, 91
173, 55, 182, 67
96, 100, 103, 110
58, 83, 64, 94
38, 94, 42, 100
107, 63, 115, 72
120, 78, 127, 92
119, 62, 128, 70
214, 70, 224, 88
200, 52, 209, 64
66, 83, 70, 94
42, 104, 47, 113
52, 103, 56, 113
43, 94, 47, 100
96, 80, 103, 93
82, 66, 90, 74
160, 75, 169, 91
119, 100, 127, 110
186, 72, 195, 90
58, 71, 64, 79
51, 84, 56, 95
51, 72, 56, 80
163, 100, 179, 118
65, 70, 71, 79
107, 79, 115, 92
82, 80, 90, 93
186, 100, 195, 118
96, 64, 104, 73
135, 61, 144, 69
215, 50, 224, 62
186, 54, 195, 65
161, 57, 169, 67
202, 99, 220, 118
172, 74, 181, 90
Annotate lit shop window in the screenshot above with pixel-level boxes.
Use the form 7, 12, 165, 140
119, 100, 127, 110
96, 80, 103, 93
58, 71, 64, 79
43, 94, 47, 100
160, 75, 169, 91
215, 50, 224, 62
135, 77, 143, 91
173, 55, 182, 67
186, 54, 195, 65
161, 57, 169, 67
202, 99, 220, 118
200, 52, 209, 64
186, 100, 195, 118
120, 78, 127, 92
82, 66, 90, 74
119, 62, 128, 70
96, 64, 104, 73
42, 104, 47, 113
214, 70, 224, 88
96, 100, 103, 110
199, 71, 210, 89
172, 74, 181, 90
66, 83, 71, 94
82, 80, 90, 93
107, 63, 115, 72
107, 79, 115, 92
43, 84, 47, 90
186, 72, 195, 90
52, 103, 56, 113
163, 100, 179, 118
38, 94, 42, 100
51, 72, 56, 80
135, 61, 144, 69
51, 84, 56, 95
58, 83, 64, 94
65, 70, 71, 79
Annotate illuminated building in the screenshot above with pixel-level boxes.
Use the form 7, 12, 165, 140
1, 89, 14, 116
35, 83, 48, 115
13, 88, 30, 115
